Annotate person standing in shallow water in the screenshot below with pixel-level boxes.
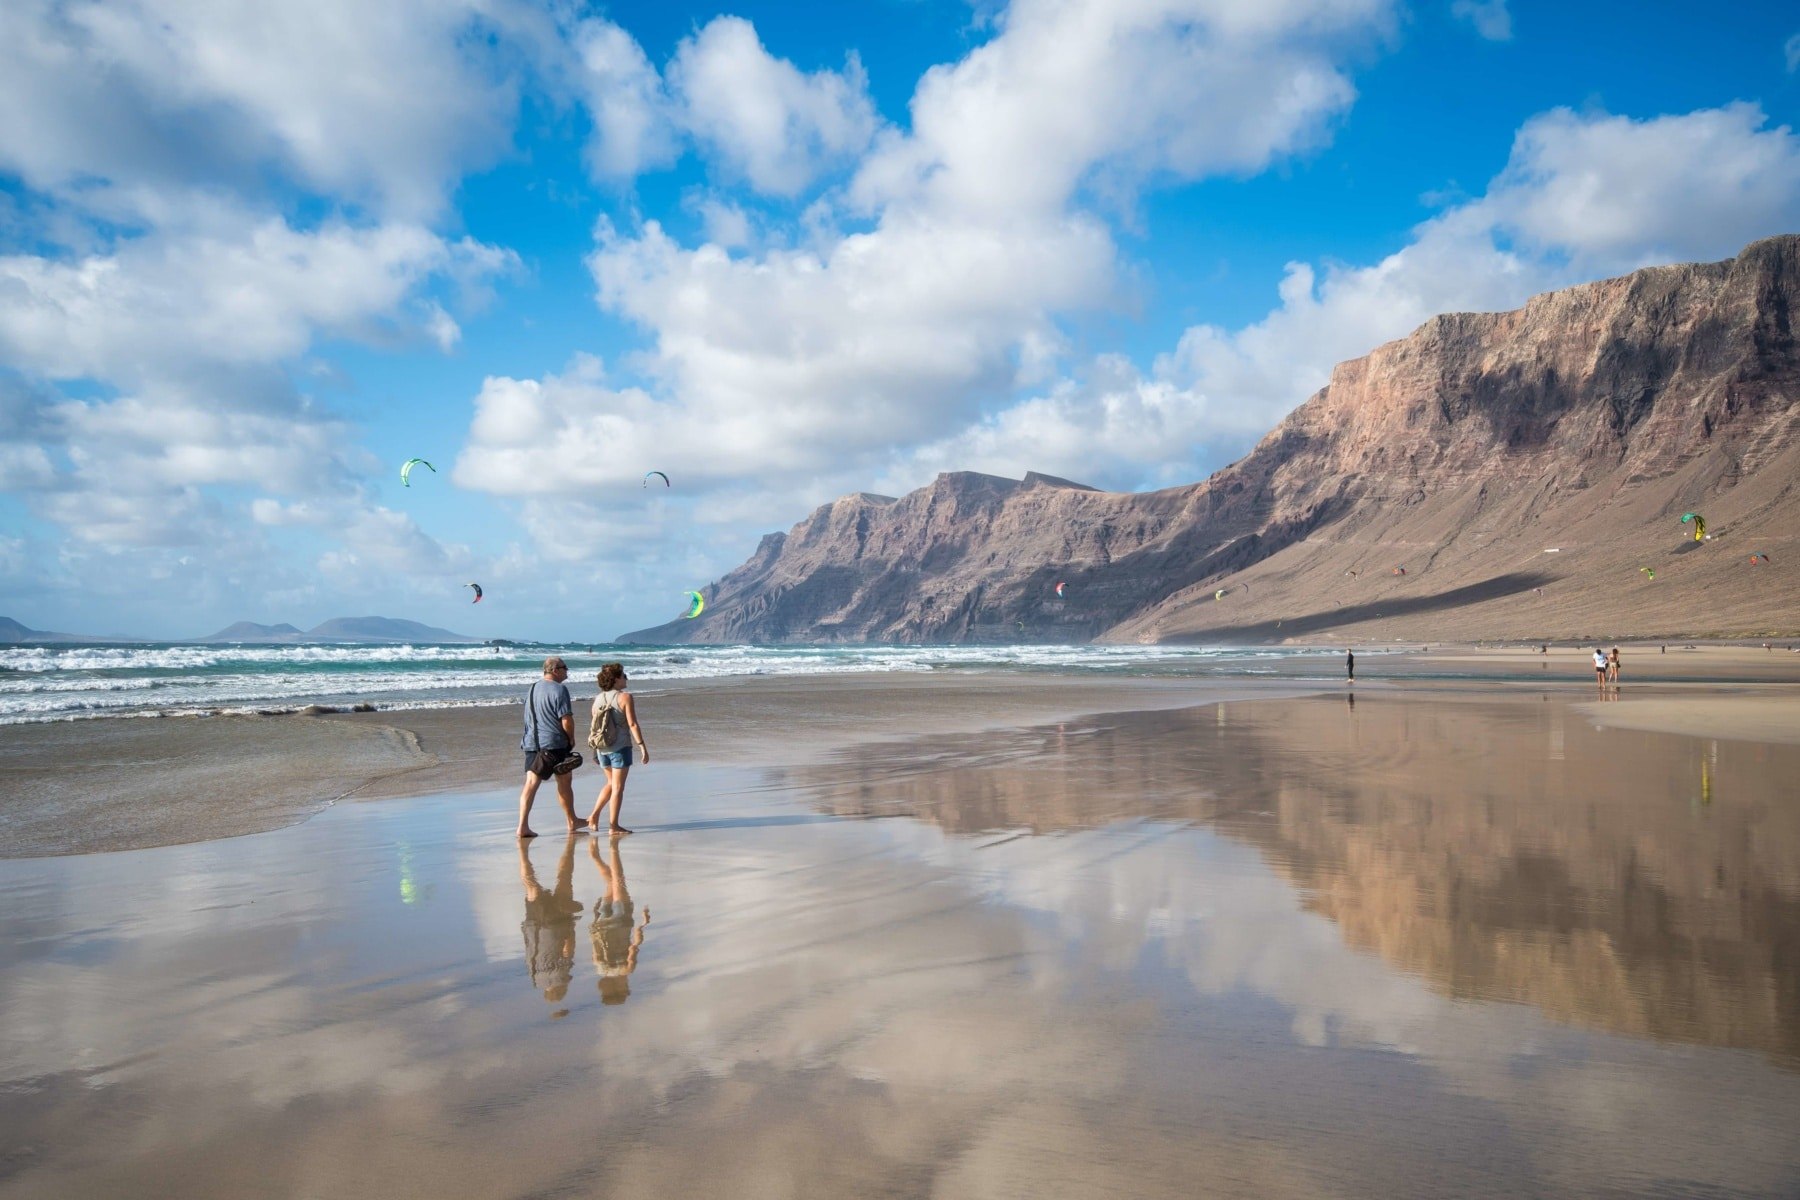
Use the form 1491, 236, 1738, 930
1346, 649, 1355, 684
586, 662, 649, 836
1607, 646, 1621, 685
1592, 647, 1609, 690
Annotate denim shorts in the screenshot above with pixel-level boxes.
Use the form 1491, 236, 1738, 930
598, 746, 634, 769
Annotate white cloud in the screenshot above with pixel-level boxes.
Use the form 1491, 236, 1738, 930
1462, 103, 1800, 272
668, 18, 879, 197
1785, 32, 1800, 73
572, 15, 879, 197
1451, 0, 1512, 41
851, 0, 1392, 219
0, 216, 514, 387
0, 0, 537, 219
318, 507, 471, 580
574, 17, 680, 181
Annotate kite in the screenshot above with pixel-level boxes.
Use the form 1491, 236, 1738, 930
1054, 581, 1066, 598
1681, 512, 1706, 541
1641, 567, 1656, 580
1392, 567, 1407, 576
644, 471, 670, 488
400, 458, 435, 487
1215, 589, 1226, 601
1750, 554, 1770, 564
682, 590, 705, 619
467, 582, 483, 604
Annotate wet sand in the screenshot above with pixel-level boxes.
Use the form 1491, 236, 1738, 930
0, 672, 1299, 857
1, 676, 1798, 1197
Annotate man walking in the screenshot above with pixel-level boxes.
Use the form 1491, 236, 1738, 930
517, 656, 586, 838
1346, 648, 1355, 684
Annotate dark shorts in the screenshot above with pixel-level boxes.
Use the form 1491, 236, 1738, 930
525, 747, 577, 778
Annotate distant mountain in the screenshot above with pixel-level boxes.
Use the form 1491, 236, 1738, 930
622, 235, 1800, 644
198, 621, 306, 643
0, 616, 126, 644
304, 616, 478, 643
196, 616, 477, 643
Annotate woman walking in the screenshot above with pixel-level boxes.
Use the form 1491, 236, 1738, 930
586, 662, 649, 835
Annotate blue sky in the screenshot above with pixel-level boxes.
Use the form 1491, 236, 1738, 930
2, 0, 1798, 640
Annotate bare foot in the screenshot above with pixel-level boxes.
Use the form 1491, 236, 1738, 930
609, 826, 634, 837
517, 829, 538, 839
569, 821, 591, 834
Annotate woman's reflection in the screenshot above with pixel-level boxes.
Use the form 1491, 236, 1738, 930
519, 835, 583, 1012
589, 835, 649, 1005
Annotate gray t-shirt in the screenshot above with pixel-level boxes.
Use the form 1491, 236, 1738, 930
520, 681, 573, 750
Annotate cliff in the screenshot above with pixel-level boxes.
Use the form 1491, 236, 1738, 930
623, 235, 1800, 645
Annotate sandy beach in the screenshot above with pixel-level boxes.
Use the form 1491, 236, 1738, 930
2, 654, 1799, 1197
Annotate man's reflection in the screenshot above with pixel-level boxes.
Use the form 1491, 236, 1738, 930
519, 835, 583, 1011
589, 835, 649, 1005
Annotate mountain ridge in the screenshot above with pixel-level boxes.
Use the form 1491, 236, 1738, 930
622, 234, 1800, 645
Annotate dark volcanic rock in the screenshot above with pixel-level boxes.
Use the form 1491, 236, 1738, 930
623, 235, 1800, 645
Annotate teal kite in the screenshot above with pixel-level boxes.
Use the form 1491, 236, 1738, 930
644, 471, 670, 488
1681, 511, 1706, 541
400, 458, 435, 487
682, 590, 705, 619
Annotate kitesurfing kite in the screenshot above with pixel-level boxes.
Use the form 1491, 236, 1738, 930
1054, 581, 1066, 598
1681, 512, 1706, 541
1392, 567, 1407, 576
682, 590, 705, 619
467, 582, 483, 604
1641, 567, 1656, 580
400, 458, 435, 487
1214, 589, 1226, 601
644, 471, 670, 488
1750, 554, 1771, 564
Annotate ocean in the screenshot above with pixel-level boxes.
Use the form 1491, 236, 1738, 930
0, 642, 1346, 725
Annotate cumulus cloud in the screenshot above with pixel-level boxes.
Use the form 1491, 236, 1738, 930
668, 18, 879, 197
1785, 32, 1800, 73
0, 0, 537, 220
1451, 0, 1512, 41
1460, 103, 1800, 272
574, 17, 681, 181
573, 15, 879, 196
0, 216, 515, 387
851, 0, 1392, 219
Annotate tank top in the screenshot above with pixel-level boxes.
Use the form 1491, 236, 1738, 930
590, 689, 631, 751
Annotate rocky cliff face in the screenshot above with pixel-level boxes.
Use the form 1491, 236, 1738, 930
623, 236, 1800, 645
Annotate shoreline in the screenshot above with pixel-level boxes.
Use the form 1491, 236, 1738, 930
6, 645, 1800, 859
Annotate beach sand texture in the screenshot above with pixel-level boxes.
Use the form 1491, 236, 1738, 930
1, 664, 1798, 1197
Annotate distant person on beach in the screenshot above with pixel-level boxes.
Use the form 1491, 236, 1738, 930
519, 836, 583, 1007
517, 656, 586, 839
1346, 649, 1355, 683
586, 662, 649, 836
1592, 648, 1608, 689
588, 834, 649, 1004
1607, 647, 1621, 684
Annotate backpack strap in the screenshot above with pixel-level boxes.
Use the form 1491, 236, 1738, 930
526, 681, 540, 750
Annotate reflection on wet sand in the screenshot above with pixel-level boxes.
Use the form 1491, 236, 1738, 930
1, 697, 1798, 1198
785, 691, 1800, 1065
588, 836, 648, 1004
519, 837, 583, 1011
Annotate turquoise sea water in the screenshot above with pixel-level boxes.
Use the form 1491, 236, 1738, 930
0, 641, 1344, 724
